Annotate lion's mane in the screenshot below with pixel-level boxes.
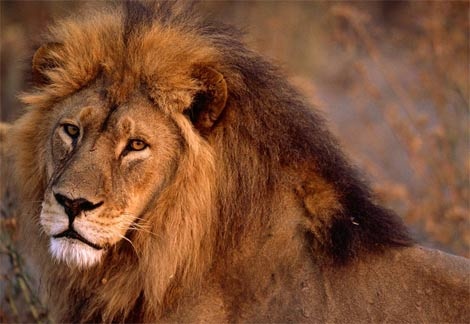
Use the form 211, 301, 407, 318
12, 2, 413, 322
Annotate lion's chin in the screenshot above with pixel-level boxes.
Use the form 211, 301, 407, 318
50, 238, 104, 269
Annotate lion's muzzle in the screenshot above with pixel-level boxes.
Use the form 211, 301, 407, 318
54, 192, 104, 224
42, 191, 108, 267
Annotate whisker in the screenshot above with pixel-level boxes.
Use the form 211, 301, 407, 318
120, 213, 150, 225
127, 226, 162, 239
119, 213, 155, 232
114, 221, 162, 240
106, 228, 141, 261
113, 213, 161, 238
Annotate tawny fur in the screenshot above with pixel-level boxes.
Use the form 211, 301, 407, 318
7, 1, 469, 323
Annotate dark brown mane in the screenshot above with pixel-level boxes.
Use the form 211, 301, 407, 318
214, 54, 413, 262
136, 2, 414, 262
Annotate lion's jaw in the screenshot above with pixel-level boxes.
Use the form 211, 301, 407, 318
49, 233, 105, 269
40, 193, 113, 268
38, 87, 184, 269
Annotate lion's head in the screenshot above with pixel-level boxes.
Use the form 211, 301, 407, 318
40, 85, 190, 268
11, 1, 414, 322
15, 1, 236, 271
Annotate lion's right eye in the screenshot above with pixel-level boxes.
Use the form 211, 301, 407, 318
126, 139, 148, 151
63, 124, 80, 139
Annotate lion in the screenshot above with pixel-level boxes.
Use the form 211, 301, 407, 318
6, 1, 469, 322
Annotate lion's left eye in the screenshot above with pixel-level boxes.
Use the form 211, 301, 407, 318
63, 124, 80, 139
126, 139, 148, 151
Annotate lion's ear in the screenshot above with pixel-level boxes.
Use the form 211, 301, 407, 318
32, 42, 63, 86
185, 66, 228, 133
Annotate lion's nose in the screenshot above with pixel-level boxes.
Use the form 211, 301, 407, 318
54, 193, 104, 224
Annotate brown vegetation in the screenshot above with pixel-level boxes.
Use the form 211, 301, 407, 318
328, 2, 469, 256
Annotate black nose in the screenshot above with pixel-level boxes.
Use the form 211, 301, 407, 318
54, 193, 103, 224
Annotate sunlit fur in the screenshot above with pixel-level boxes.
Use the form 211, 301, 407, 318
9, 1, 468, 323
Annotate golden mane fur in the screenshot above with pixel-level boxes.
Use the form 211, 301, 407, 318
8, 1, 469, 322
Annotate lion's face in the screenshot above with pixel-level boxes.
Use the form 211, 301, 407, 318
39, 86, 182, 268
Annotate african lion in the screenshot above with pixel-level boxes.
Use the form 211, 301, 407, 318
7, 1, 469, 323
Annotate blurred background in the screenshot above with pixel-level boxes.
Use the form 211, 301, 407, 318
1, 1, 469, 322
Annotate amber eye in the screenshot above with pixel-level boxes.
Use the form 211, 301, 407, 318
63, 124, 80, 139
127, 139, 148, 151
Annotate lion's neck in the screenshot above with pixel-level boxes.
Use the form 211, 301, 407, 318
168, 204, 319, 322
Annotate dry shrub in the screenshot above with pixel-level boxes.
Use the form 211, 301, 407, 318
329, 2, 469, 257
1, 125, 48, 323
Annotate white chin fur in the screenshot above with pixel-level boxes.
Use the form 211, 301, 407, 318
50, 238, 104, 269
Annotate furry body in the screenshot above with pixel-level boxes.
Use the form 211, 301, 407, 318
7, 2, 469, 322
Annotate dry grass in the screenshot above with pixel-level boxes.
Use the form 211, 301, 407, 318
0, 2, 468, 322
0, 219, 49, 323
328, 2, 469, 257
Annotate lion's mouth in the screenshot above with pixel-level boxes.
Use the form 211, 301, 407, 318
53, 229, 103, 250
